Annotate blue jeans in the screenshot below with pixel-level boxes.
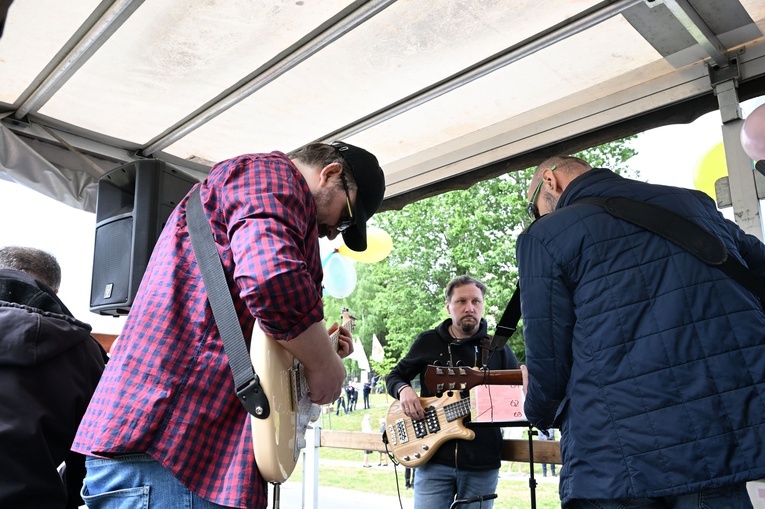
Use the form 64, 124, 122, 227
82, 454, 234, 509
567, 483, 753, 509
414, 461, 498, 509
542, 463, 556, 476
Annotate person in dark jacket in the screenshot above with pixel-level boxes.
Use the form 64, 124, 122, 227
387, 275, 519, 509
0, 246, 106, 509
362, 380, 372, 409
0, 0, 12, 38
517, 156, 765, 508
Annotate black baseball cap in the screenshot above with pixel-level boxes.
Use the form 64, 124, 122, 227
331, 141, 386, 252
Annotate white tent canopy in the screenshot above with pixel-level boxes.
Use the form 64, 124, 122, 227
1, 0, 764, 215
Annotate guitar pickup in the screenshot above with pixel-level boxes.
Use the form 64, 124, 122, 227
411, 418, 427, 439
394, 418, 409, 444
423, 406, 441, 434
288, 367, 301, 411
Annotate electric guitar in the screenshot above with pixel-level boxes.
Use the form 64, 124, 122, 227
385, 366, 523, 467
424, 365, 522, 394
250, 308, 354, 483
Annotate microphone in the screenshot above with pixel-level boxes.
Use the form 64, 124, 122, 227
454, 493, 498, 505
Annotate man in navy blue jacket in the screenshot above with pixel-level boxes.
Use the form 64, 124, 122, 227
517, 156, 765, 508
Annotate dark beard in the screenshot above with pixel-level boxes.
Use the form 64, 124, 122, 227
458, 318, 478, 334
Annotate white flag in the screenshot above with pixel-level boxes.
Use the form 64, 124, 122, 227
351, 337, 370, 372
371, 334, 385, 362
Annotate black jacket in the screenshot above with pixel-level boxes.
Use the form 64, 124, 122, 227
0, 269, 106, 509
386, 318, 519, 470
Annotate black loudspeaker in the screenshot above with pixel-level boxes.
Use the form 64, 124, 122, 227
90, 160, 197, 316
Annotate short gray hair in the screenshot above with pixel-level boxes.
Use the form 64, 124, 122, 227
445, 275, 487, 302
0, 246, 62, 292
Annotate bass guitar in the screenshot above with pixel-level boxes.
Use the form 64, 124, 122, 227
385, 366, 523, 467
385, 391, 473, 468
250, 308, 354, 483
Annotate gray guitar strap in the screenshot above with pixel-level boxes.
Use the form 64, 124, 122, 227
186, 186, 270, 419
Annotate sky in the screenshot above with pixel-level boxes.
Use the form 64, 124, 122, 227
1, 98, 763, 335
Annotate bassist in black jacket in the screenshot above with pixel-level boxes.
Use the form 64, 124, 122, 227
386, 275, 519, 509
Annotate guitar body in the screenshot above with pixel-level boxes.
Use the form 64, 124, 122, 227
384, 392, 475, 468
250, 321, 320, 484
250, 311, 351, 483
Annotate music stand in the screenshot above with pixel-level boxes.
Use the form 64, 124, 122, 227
471, 419, 538, 509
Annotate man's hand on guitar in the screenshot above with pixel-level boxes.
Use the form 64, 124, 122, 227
399, 385, 425, 420
327, 322, 353, 359
303, 354, 346, 405
277, 321, 347, 405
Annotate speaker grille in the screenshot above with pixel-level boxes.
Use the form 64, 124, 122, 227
90, 217, 133, 309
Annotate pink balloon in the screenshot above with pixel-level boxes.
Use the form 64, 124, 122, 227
741, 103, 765, 161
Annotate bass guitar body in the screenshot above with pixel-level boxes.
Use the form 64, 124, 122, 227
384, 392, 474, 468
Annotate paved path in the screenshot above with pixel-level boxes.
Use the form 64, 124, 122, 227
266, 459, 561, 508
270, 482, 414, 509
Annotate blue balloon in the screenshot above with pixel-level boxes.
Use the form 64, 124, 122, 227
323, 253, 357, 298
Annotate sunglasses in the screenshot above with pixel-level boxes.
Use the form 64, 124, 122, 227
526, 165, 556, 220
336, 171, 355, 233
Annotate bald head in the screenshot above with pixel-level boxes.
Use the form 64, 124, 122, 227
527, 156, 591, 219
532, 156, 591, 182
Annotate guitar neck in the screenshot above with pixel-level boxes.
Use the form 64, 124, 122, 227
328, 317, 352, 351
442, 396, 472, 421
480, 369, 523, 386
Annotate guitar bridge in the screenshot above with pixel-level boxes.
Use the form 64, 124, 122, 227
387, 424, 397, 445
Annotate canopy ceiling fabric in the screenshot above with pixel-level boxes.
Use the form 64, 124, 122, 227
1, 0, 764, 213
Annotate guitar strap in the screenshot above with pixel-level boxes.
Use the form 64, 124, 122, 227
495, 195, 765, 348
485, 283, 521, 365
574, 196, 765, 307
187, 187, 270, 419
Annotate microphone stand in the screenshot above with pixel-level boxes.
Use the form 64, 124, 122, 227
527, 425, 538, 509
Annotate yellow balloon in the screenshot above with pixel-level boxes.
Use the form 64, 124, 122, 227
693, 142, 727, 201
338, 227, 393, 263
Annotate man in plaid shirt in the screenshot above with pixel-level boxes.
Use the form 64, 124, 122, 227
73, 142, 385, 509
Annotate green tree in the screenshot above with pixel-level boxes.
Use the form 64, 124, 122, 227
325, 138, 638, 375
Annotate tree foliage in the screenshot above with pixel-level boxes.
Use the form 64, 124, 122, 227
325, 138, 638, 375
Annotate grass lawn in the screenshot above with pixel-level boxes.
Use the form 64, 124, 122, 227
288, 392, 562, 509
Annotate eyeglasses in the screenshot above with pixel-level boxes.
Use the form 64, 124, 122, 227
336, 171, 355, 233
526, 165, 556, 220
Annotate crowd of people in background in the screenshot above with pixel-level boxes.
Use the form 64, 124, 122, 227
334, 374, 384, 415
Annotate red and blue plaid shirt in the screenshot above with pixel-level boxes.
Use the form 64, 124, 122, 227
73, 152, 325, 508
